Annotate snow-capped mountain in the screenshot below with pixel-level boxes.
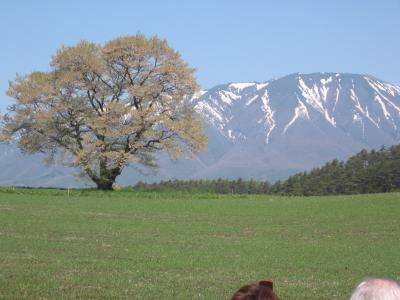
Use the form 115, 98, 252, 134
192, 73, 400, 146
186, 72, 400, 181
1, 72, 400, 187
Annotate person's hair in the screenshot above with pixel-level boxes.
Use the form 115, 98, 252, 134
230, 283, 279, 300
350, 278, 400, 300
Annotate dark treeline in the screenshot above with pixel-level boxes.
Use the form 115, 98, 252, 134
279, 144, 400, 195
134, 177, 272, 194
133, 145, 400, 196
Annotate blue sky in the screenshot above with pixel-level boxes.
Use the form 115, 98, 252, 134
1, 0, 399, 110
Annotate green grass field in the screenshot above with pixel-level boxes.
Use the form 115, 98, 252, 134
0, 189, 399, 299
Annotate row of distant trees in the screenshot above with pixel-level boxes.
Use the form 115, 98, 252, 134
133, 144, 400, 196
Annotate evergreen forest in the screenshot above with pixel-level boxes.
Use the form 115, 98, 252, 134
133, 145, 400, 195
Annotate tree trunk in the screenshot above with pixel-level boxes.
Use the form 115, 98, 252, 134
87, 159, 122, 190
96, 180, 114, 190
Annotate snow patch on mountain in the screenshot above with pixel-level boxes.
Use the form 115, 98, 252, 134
297, 76, 335, 126
229, 82, 256, 91
245, 95, 258, 106
193, 90, 207, 98
260, 89, 276, 144
365, 76, 400, 98
320, 77, 333, 85
194, 101, 224, 127
374, 95, 391, 120
320, 76, 333, 102
256, 83, 269, 90
350, 87, 379, 128
353, 113, 365, 138
333, 87, 340, 112
365, 78, 400, 115
283, 99, 310, 134
219, 90, 240, 105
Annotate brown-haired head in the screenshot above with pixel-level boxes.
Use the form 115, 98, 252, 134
230, 283, 279, 300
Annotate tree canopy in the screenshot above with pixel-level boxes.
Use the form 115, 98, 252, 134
1, 35, 207, 189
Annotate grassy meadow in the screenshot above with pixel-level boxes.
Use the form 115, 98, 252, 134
0, 188, 399, 299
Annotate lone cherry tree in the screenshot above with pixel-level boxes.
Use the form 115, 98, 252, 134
1, 35, 207, 190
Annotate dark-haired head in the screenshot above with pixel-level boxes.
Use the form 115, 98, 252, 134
230, 283, 279, 300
